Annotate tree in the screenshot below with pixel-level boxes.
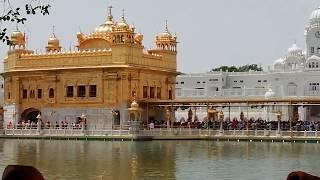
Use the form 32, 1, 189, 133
210, 64, 263, 72
0, 0, 51, 45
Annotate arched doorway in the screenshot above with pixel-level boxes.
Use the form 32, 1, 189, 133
21, 108, 40, 123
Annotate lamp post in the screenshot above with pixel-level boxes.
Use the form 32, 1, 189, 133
276, 111, 282, 136
80, 113, 86, 132
12, 112, 16, 129
166, 108, 171, 129
219, 111, 224, 135
36, 112, 41, 133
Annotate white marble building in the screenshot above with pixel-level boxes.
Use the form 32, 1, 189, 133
175, 6, 320, 122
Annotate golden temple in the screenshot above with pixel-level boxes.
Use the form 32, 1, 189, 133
3, 6, 177, 128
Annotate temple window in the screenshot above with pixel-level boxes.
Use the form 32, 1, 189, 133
150, 87, 155, 98
49, 88, 54, 98
66, 86, 74, 97
312, 62, 315, 68
89, 85, 97, 97
37, 89, 42, 99
143, 86, 148, 98
157, 87, 161, 99
309, 63, 312, 68
316, 62, 319, 68
169, 90, 172, 100
77, 86, 86, 97
112, 36, 116, 43
22, 89, 27, 99
311, 47, 315, 54
30, 90, 35, 99
121, 35, 124, 43
8, 92, 10, 99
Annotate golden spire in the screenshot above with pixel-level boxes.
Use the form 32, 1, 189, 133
52, 25, 56, 37
107, 6, 113, 21
121, 9, 127, 23
165, 20, 169, 32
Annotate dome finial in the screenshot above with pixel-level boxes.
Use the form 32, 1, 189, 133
52, 25, 56, 37
107, 6, 113, 21
15, 23, 19, 31
165, 20, 169, 32
122, 9, 126, 22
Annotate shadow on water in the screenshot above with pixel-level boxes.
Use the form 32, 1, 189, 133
0, 139, 319, 179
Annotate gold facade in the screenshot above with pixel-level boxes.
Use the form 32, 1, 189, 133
3, 7, 177, 127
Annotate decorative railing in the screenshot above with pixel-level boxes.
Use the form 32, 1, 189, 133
2, 127, 320, 138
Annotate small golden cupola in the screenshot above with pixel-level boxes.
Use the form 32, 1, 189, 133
9, 28, 25, 50
46, 28, 61, 52
133, 32, 143, 45
115, 9, 130, 31
155, 20, 177, 52
112, 9, 135, 44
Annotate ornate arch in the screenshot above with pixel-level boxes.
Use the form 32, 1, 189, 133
21, 108, 40, 122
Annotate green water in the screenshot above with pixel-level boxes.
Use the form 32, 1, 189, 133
0, 139, 319, 180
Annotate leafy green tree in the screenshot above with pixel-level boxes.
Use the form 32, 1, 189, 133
211, 64, 262, 72
0, 0, 51, 45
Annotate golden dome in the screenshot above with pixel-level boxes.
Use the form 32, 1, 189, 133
94, 6, 115, 33
115, 9, 130, 31
157, 20, 176, 40
116, 20, 129, 31
158, 31, 172, 39
134, 33, 143, 44
11, 30, 24, 40
117, 22, 129, 29
95, 23, 114, 33
46, 32, 61, 52
131, 100, 139, 108
48, 36, 59, 46
10, 29, 25, 45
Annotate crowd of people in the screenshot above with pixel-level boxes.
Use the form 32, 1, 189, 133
6, 120, 84, 130
145, 118, 320, 131
5, 117, 320, 132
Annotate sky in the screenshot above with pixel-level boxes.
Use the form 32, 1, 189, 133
0, 0, 320, 73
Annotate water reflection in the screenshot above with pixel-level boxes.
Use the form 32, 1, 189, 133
0, 140, 319, 179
